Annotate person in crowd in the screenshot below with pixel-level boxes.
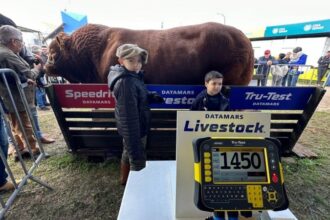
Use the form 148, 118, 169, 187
190, 71, 229, 111
254, 57, 258, 67
40, 45, 48, 62
0, 14, 35, 65
283, 51, 292, 63
270, 53, 289, 86
108, 44, 163, 185
1, 14, 55, 152
253, 49, 258, 69
0, 25, 42, 160
281, 52, 292, 86
286, 47, 308, 87
256, 50, 276, 86
0, 108, 15, 192
31, 45, 50, 110
19, 45, 55, 144
317, 50, 330, 86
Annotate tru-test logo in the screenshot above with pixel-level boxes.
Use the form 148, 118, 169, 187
244, 92, 292, 101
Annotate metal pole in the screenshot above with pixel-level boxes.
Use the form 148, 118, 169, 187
322, 70, 330, 87
309, 67, 316, 86
217, 13, 226, 25
0, 69, 53, 220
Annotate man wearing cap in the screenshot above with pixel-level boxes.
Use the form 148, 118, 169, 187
0, 25, 43, 160
286, 47, 308, 87
317, 50, 330, 86
256, 50, 276, 86
108, 44, 163, 185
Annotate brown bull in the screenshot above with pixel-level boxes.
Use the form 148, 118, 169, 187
45, 22, 254, 85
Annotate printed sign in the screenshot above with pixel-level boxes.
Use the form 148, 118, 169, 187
229, 86, 315, 110
53, 84, 204, 109
53, 84, 315, 110
265, 19, 330, 37
54, 84, 115, 108
147, 85, 203, 109
175, 111, 271, 218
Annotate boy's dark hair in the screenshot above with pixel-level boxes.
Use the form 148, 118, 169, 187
204, 71, 223, 82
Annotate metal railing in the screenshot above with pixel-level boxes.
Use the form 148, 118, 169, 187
253, 64, 327, 87
0, 69, 53, 220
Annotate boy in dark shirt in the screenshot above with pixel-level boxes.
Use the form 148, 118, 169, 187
191, 71, 229, 111
108, 44, 163, 185
191, 71, 240, 219
108, 44, 149, 185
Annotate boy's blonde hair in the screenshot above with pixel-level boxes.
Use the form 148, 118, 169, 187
116, 44, 148, 64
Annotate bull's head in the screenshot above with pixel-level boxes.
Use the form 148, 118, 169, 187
45, 32, 80, 83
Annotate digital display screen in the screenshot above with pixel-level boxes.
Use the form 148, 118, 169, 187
211, 147, 268, 183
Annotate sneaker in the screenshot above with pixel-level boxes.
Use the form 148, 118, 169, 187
0, 181, 15, 192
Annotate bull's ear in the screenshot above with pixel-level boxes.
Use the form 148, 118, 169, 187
56, 32, 71, 51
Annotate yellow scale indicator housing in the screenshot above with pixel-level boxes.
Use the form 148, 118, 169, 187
193, 137, 289, 212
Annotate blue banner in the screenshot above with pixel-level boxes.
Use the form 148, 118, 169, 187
229, 87, 315, 110
265, 19, 330, 37
146, 85, 204, 109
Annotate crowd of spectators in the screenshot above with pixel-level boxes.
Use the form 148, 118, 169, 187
254, 46, 314, 87
0, 14, 55, 192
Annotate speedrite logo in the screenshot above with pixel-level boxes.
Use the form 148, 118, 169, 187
64, 89, 114, 106
65, 89, 112, 99
54, 84, 115, 108
183, 113, 265, 133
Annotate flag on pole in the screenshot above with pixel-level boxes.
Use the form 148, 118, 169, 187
61, 11, 88, 34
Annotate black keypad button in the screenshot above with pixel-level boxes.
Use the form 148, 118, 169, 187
203, 185, 247, 201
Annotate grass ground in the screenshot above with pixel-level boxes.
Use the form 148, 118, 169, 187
282, 111, 330, 219
1, 87, 329, 220
2, 109, 125, 220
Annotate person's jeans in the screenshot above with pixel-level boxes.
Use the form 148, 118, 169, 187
36, 87, 47, 108
0, 116, 9, 186
281, 74, 288, 86
31, 107, 42, 139
260, 73, 269, 86
287, 74, 299, 87
317, 67, 328, 85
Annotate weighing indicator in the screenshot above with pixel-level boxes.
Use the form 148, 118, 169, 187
193, 137, 289, 212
